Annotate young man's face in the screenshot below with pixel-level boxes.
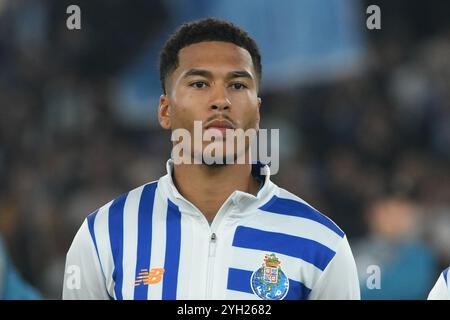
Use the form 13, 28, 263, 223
159, 41, 261, 164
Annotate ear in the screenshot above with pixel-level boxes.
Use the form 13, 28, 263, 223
158, 95, 171, 129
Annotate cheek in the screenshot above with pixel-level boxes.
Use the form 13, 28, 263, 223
170, 93, 205, 129
231, 95, 260, 127
173, 90, 204, 112
171, 107, 191, 129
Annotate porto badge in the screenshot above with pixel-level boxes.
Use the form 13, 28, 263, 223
250, 253, 289, 300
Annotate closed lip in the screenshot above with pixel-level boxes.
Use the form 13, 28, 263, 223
204, 119, 235, 129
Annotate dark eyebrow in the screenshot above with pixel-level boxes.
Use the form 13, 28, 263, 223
182, 69, 254, 81
227, 70, 253, 81
182, 69, 213, 79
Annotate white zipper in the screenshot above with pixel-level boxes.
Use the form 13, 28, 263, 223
205, 232, 217, 299
202, 200, 235, 299
209, 233, 217, 257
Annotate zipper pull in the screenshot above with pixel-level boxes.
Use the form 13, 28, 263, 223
209, 233, 217, 257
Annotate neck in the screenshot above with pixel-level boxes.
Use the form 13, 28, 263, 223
172, 162, 260, 222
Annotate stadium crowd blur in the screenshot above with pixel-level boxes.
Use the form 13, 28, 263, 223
1, 1, 449, 299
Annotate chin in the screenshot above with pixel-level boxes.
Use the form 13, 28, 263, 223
202, 162, 228, 168
201, 154, 233, 166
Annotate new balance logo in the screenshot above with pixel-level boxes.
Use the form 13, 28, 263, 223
134, 268, 165, 286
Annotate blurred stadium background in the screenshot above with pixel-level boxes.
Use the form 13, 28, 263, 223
1, 0, 450, 299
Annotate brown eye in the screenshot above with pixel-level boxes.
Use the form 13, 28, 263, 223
231, 83, 247, 90
190, 81, 208, 89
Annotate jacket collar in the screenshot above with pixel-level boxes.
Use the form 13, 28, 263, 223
158, 159, 277, 218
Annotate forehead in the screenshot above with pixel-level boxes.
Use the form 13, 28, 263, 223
176, 41, 255, 75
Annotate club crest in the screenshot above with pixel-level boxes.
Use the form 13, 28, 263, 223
250, 253, 289, 300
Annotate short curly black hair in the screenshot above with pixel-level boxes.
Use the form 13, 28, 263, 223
159, 17, 262, 94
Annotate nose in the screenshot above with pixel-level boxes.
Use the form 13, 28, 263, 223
209, 85, 231, 112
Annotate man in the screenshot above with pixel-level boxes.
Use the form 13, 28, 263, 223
0, 235, 41, 299
353, 195, 438, 299
63, 18, 360, 300
428, 267, 450, 300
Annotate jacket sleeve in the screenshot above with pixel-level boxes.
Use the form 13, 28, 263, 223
308, 235, 361, 300
62, 220, 111, 300
428, 272, 450, 300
